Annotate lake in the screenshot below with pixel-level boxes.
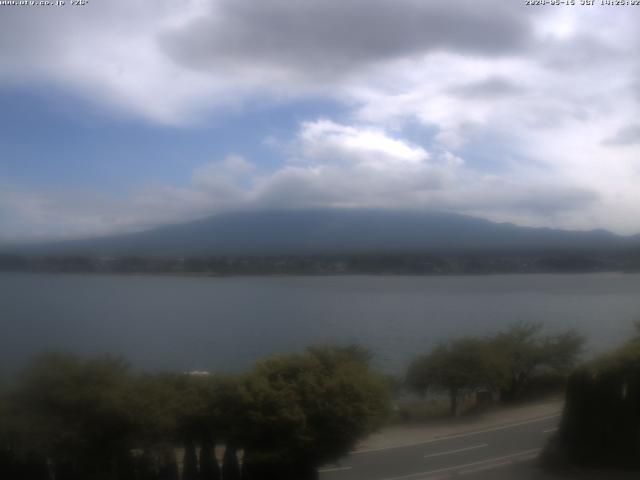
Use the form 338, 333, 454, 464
1, 272, 639, 375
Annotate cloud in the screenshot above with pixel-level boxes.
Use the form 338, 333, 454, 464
192, 155, 256, 188
0, 155, 251, 243
161, 0, 532, 80
0, 120, 603, 244
1, 2, 640, 238
297, 120, 429, 168
0, 0, 537, 124
251, 121, 445, 210
604, 125, 640, 146
0, 1, 231, 124
448, 76, 524, 99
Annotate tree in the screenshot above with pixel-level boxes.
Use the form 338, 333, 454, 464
405, 357, 431, 398
157, 449, 179, 480
182, 440, 198, 480
407, 323, 586, 410
129, 371, 230, 479
222, 445, 241, 480
0, 392, 14, 479
130, 373, 183, 449
199, 436, 220, 480
406, 337, 502, 416
541, 330, 586, 374
1, 347, 388, 480
492, 322, 545, 401
549, 338, 640, 468
491, 322, 584, 401
236, 346, 390, 479
7, 353, 138, 480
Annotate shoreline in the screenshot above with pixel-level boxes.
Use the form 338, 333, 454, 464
0, 269, 637, 279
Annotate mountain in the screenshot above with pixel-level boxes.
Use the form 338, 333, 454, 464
8, 209, 640, 256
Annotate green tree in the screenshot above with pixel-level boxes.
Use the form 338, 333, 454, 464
130, 370, 230, 478
7, 353, 138, 480
406, 337, 502, 416
237, 346, 390, 479
1, 346, 389, 480
491, 322, 545, 401
130, 373, 183, 447
491, 322, 584, 401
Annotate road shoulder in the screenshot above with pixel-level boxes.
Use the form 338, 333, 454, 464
354, 398, 563, 453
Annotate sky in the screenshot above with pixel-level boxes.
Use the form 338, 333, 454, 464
1, 0, 640, 243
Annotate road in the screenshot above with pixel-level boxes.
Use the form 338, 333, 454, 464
320, 414, 560, 480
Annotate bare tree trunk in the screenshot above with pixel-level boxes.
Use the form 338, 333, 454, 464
199, 437, 220, 480
182, 441, 198, 480
223, 445, 241, 480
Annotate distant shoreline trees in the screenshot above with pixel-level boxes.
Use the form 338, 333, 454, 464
2, 250, 638, 276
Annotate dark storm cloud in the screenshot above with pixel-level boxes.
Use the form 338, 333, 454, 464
603, 125, 640, 146
448, 76, 524, 99
160, 0, 534, 78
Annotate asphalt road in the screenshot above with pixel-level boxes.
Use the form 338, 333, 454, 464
319, 414, 561, 480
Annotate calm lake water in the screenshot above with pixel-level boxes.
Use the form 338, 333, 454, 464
1, 272, 639, 375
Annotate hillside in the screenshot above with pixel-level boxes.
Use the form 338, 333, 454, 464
8, 209, 638, 257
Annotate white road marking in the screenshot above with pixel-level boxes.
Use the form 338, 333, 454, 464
542, 427, 558, 434
318, 466, 353, 473
423, 443, 488, 459
378, 448, 541, 480
459, 450, 540, 475
458, 460, 513, 475
351, 413, 560, 455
